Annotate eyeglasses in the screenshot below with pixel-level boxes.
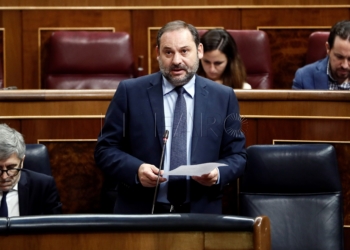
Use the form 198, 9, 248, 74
0, 168, 22, 177
0, 160, 22, 177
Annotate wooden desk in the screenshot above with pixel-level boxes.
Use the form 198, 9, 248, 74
0, 214, 271, 250
0, 89, 349, 244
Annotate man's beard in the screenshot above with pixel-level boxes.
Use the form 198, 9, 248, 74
334, 68, 350, 82
158, 57, 199, 86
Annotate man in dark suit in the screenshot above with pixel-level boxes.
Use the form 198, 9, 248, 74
0, 124, 62, 216
94, 20, 247, 214
293, 20, 350, 90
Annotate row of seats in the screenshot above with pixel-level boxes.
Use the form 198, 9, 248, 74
35, 30, 329, 90
24, 143, 343, 250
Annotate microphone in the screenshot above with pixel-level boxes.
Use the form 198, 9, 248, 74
151, 130, 169, 214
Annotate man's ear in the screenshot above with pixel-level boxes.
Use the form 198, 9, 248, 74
197, 43, 204, 59
156, 46, 160, 59
326, 42, 330, 55
21, 155, 25, 169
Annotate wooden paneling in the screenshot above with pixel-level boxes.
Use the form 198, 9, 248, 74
40, 140, 103, 214
253, 119, 350, 143
1, 10, 22, 88
0, 231, 258, 250
20, 119, 104, 143
241, 8, 349, 29
2, 232, 205, 250
0, 0, 350, 6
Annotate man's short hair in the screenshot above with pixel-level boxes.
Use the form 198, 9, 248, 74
328, 20, 350, 49
0, 123, 26, 160
157, 20, 200, 48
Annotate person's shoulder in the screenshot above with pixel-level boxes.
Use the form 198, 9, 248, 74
242, 82, 252, 89
196, 74, 232, 92
119, 72, 162, 87
297, 56, 328, 74
21, 168, 53, 182
196, 75, 235, 97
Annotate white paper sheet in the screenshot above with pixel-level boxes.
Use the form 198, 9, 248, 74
166, 162, 228, 176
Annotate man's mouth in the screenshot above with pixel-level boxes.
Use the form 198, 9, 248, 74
338, 70, 349, 74
171, 68, 186, 75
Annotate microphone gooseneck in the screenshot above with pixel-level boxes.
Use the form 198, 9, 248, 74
151, 130, 169, 214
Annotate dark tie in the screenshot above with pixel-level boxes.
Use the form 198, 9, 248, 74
0, 191, 8, 217
167, 86, 187, 206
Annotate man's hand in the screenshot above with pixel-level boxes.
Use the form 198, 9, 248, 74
138, 163, 167, 187
191, 168, 218, 186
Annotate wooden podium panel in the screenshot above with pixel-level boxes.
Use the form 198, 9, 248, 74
0, 214, 271, 250
2, 231, 255, 250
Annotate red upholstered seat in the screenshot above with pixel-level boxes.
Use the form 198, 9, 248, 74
198, 29, 273, 89
305, 31, 329, 65
44, 31, 138, 89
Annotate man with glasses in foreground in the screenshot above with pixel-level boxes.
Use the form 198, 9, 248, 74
0, 123, 62, 217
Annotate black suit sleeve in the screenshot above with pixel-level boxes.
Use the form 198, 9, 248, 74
43, 177, 62, 214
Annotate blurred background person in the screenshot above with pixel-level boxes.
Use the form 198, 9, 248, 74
293, 20, 350, 90
0, 123, 62, 216
197, 29, 251, 89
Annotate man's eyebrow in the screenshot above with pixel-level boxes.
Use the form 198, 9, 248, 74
334, 52, 345, 57
3, 163, 19, 168
162, 45, 191, 50
162, 46, 173, 50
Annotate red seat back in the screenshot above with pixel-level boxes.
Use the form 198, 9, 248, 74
44, 31, 135, 89
305, 31, 329, 65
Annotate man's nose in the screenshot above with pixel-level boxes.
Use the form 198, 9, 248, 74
172, 52, 182, 65
341, 58, 350, 69
0, 171, 7, 178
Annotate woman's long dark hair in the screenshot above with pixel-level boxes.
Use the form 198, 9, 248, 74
198, 29, 246, 89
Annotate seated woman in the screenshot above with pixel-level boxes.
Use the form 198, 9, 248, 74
197, 29, 251, 89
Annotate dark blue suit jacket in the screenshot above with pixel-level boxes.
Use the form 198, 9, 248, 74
292, 57, 329, 89
95, 72, 247, 214
18, 169, 62, 215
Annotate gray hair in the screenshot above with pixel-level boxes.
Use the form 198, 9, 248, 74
157, 20, 200, 48
0, 123, 26, 160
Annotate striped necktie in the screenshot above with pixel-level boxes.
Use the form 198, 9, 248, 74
167, 86, 187, 206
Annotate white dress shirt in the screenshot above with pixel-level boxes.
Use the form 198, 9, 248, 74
1, 183, 20, 217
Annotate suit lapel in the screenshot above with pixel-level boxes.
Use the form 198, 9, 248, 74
314, 57, 329, 89
147, 74, 165, 146
18, 171, 29, 216
191, 78, 208, 162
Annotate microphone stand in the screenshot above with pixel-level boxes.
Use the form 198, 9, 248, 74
151, 130, 169, 214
